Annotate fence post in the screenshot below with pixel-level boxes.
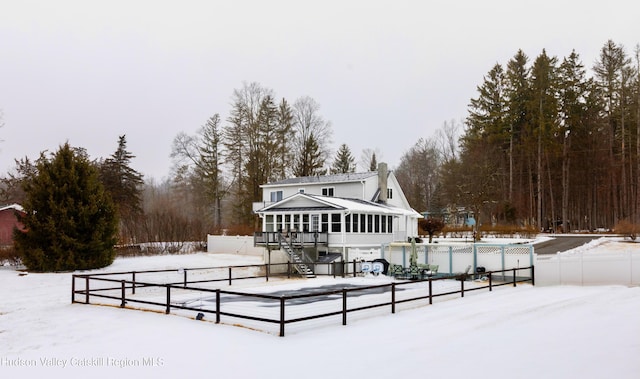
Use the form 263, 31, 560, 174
391, 283, 396, 314
120, 280, 126, 307
71, 275, 76, 304
228, 267, 232, 286
333, 261, 336, 278
531, 265, 535, 286
184, 269, 188, 288
473, 243, 477, 278
513, 268, 517, 287
342, 289, 347, 326
165, 285, 171, 314
85, 276, 90, 304
132, 271, 136, 294
279, 296, 286, 337
428, 278, 432, 305
215, 289, 221, 324
460, 277, 465, 297
287, 262, 291, 279
489, 272, 493, 291
265, 264, 269, 282
353, 260, 357, 278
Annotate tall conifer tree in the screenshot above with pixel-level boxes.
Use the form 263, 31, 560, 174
15, 143, 117, 271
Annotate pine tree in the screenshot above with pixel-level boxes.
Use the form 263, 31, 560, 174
100, 135, 144, 242
196, 114, 225, 230
14, 143, 118, 271
275, 98, 295, 180
331, 143, 356, 174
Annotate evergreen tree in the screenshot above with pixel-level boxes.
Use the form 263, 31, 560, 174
504, 50, 532, 212
99, 135, 144, 242
529, 49, 560, 229
465, 63, 509, 210
294, 134, 326, 177
196, 114, 225, 230
14, 143, 118, 271
557, 50, 589, 233
331, 143, 356, 174
0, 157, 37, 204
275, 98, 295, 180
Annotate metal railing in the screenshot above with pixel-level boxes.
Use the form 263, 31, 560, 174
72, 264, 533, 337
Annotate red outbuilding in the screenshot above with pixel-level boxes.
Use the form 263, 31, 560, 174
0, 204, 25, 246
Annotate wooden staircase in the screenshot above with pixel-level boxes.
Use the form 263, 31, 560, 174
280, 233, 316, 278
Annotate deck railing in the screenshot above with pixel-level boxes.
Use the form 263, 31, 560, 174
253, 231, 329, 247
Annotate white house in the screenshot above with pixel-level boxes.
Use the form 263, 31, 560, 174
253, 163, 422, 275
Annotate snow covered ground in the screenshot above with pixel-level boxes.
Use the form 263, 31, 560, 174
1, 240, 640, 379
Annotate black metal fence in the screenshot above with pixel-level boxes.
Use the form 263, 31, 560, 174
72, 264, 534, 337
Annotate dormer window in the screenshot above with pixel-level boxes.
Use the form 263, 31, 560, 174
270, 191, 283, 202
322, 187, 335, 197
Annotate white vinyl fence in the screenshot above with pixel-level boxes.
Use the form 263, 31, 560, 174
207, 235, 265, 256
381, 242, 534, 278
535, 249, 640, 286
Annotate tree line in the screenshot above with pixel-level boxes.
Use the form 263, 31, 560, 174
396, 40, 640, 233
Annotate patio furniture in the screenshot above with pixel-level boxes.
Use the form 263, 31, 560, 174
455, 265, 472, 281
361, 262, 372, 275
391, 264, 406, 279
409, 265, 421, 280
423, 264, 439, 278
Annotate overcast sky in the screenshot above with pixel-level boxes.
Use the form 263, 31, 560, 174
1, 0, 638, 181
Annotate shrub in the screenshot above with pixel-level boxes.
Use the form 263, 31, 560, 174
613, 219, 640, 240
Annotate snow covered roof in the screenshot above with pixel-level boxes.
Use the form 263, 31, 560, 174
261, 172, 378, 187
256, 193, 422, 218
0, 203, 24, 213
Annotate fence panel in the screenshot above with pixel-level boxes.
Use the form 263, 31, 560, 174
535, 250, 640, 286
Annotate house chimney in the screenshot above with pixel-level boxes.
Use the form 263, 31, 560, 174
378, 162, 388, 204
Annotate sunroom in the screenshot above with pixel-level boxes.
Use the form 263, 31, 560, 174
254, 193, 421, 258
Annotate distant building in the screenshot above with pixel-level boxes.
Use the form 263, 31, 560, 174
0, 204, 25, 246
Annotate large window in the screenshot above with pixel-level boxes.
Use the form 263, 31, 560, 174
367, 215, 373, 233
265, 215, 274, 232
303, 214, 310, 232
374, 215, 380, 233
352, 213, 359, 233
321, 214, 329, 232
311, 214, 319, 232
285, 214, 291, 231
388, 216, 393, 233
331, 214, 341, 232
345, 214, 351, 232
293, 214, 300, 231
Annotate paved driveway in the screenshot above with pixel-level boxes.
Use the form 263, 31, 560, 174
534, 235, 606, 255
